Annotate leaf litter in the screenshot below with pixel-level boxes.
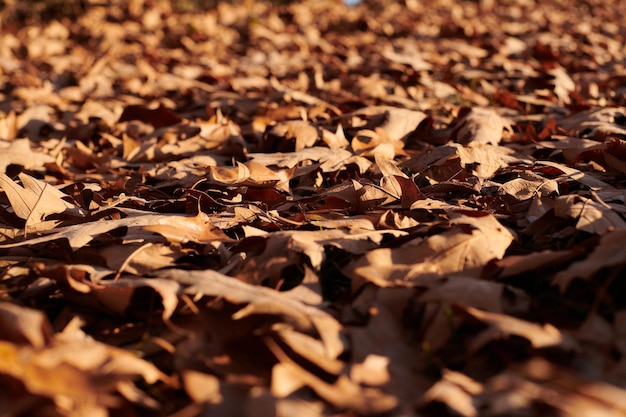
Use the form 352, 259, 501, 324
1, 0, 626, 415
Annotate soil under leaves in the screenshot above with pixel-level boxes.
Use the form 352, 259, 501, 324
1, 0, 626, 415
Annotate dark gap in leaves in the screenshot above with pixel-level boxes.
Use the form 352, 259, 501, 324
262, 263, 304, 292
126, 286, 165, 321
175, 252, 222, 270
319, 246, 352, 302
462, 337, 537, 379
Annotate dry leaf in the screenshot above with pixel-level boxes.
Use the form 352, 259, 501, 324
454, 107, 512, 146
0, 210, 231, 250
553, 230, 626, 291
553, 194, 626, 234
0, 172, 87, 227
0, 138, 55, 172
3, 0, 626, 415
454, 305, 576, 353
0, 302, 53, 348
348, 212, 514, 287
154, 268, 344, 359
267, 338, 398, 415
417, 370, 482, 417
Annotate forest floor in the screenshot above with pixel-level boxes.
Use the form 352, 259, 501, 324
1, 0, 626, 416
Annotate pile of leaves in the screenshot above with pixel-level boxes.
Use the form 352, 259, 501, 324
1, 0, 626, 415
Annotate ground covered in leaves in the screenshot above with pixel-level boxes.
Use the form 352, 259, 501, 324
1, 0, 626, 415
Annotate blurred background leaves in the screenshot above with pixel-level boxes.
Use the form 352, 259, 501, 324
0, 0, 310, 26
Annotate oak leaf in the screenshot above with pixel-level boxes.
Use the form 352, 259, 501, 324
0, 172, 87, 232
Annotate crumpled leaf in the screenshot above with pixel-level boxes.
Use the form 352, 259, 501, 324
418, 278, 511, 349
153, 268, 344, 359
553, 194, 626, 235
263, 120, 319, 151
454, 107, 513, 146
249, 146, 371, 174
236, 226, 406, 289
402, 143, 511, 180
0, 316, 170, 416
537, 160, 614, 192
348, 106, 427, 142
559, 107, 626, 138
498, 172, 559, 201
33, 262, 181, 320
347, 212, 514, 287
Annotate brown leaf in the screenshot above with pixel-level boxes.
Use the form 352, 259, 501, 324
348, 212, 514, 287
0, 302, 53, 348
453, 107, 512, 146
267, 338, 398, 415
453, 305, 577, 353
0, 318, 170, 414
553, 230, 626, 292
34, 262, 181, 320
0, 210, 231, 250
490, 249, 580, 279
183, 370, 223, 404
0, 138, 54, 172
237, 227, 405, 290
249, 146, 371, 173
419, 278, 508, 349
553, 194, 626, 234
559, 107, 626, 138
417, 370, 482, 417
537, 160, 613, 191
143, 211, 234, 244
511, 358, 626, 416
262, 120, 319, 152
0, 172, 87, 232
154, 268, 344, 359
348, 106, 427, 142
498, 173, 558, 201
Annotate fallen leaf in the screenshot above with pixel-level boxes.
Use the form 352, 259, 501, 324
454, 107, 513, 146
154, 268, 344, 359
267, 338, 398, 415
0, 209, 231, 250
553, 230, 626, 291
0, 302, 53, 348
348, 212, 514, 287
417, 370, 482, 417
263, 120, 319, 152
0, 172, 87, 229
0, 138, 55, 172
553, 194, 626, 234
453, 305, 577, 353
